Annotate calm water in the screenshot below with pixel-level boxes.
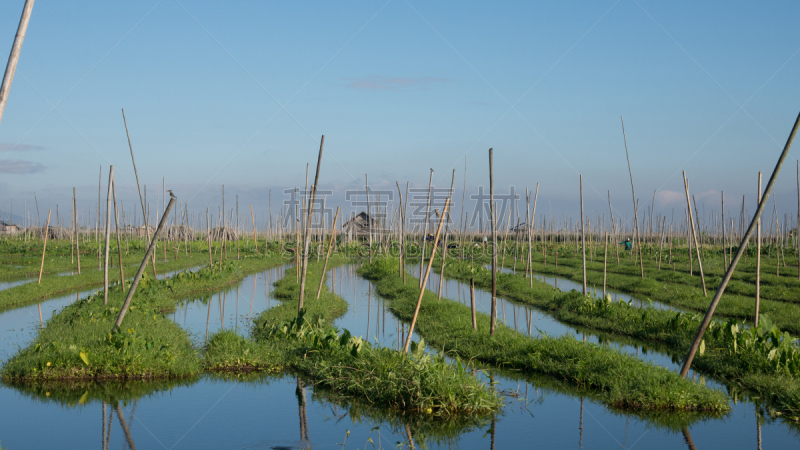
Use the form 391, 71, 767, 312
0, 263, 797, 449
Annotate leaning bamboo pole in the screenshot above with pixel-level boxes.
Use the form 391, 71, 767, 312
683, 171, 707, 296
621, 117, 644, 278
114, 197, 176, 330
316, 206, 340, 299
37, 209, 51, 284
0, 0, 34, 126
680, 110, 800, 378
298, 136, 324, 313
403, 198, 450, 353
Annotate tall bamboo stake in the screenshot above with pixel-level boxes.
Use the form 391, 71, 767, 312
419, 169, 434, 287
603, 231, 608, 297
621, 117, 644, 277
489, 149, 498, 335
756, 172, 762, 326
403, 198, 450, 353
298, 135, 324, 313
114, 197, 175, 330
122, 109, 156, 278
251, 204, 257, 252
683, 171, 707, 296
470, 277, 477, 331
112, 177, 125, 290
0, 0, 34, 126
74, 187, 81, 274
580, 175, 587, 296
529, 184, 539, 288
437, 170, 455, 300
679, 110, 800, 378
103, 166, 114, 304
37, 209, 51, 284
316, 206, 340, 299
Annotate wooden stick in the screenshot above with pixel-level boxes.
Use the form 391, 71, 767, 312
419, 169, 434, 287
756, 172, 762, 326
74, 187, 81, 274
112, 177, 125, 291
0, 0, 34, 126
621, 116, 644, 278
298, 135, 324, 312
470, 277, 477, 331
114, 197, 176, 330
122, 109, 157, 278
438, 170, 456, 300
251, 204, 257, 252
103, 166, 114, 304
403, 198, 450, 353
37, 209, 51, 284
680, 110, 800, 378
316, 206, 340, 299
603, 231, 608, 298
489, 149, 498, 335
580, 174, 587, 296
683, 171, 707, 296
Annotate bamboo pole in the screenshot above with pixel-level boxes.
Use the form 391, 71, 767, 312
37, 209, 51, 284
0, 0, 34, 126
403, 198, 450, 353
298, 135, 324, 313
103, 166, 114, 305
489, 149, 498, 335
679, 110, 800, 378
114, 197, 175, 330
470, 277, 477, 331
621, 116, 644, 278
122, 109, 157, 278
206, 208, 212, 266
251, 204, 257, 252
74, 187, 81, 274
112, 177, 125, 291
580, 175, 587, 296
796, 160, 799, 281
419, 169, 434, 287
683, 171, 707, 296
437, 170, 456, 300
756, 172, 762, 326
603, 231, 608, 298
396, 181, 405, 281
316, 206, 340, 299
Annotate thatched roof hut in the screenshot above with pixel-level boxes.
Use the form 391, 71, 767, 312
342, 212, 376, 238
210, 226, 237, 241
166, 225, 194, 241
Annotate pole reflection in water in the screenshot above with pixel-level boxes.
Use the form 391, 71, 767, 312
681, 427, 697, 450
116, 402, 138, 450
579, 397, 584, 450
297, 377, 310, 448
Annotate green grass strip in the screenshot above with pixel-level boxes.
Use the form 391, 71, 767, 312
359, 256, 730, 412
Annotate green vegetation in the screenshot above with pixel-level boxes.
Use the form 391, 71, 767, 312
359, 256, 730, 412
205, 261, 503, 417
1, 255, 286, 381
438, 256, 800, 421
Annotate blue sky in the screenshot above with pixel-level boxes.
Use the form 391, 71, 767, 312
1, 0, 800, 231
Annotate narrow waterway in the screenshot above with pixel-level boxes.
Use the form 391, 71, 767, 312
0, 263, 796, 449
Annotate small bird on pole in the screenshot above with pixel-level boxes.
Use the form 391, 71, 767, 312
169, 190, 175, 199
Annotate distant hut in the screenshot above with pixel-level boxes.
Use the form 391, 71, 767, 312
166, 225, 194, 242
512, 222, 532, 236
210, 226, 237, 241
0, 220, 18, 235
133, 225, 155, 237
32, 226, 70, 240
342, 212, 376, 239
